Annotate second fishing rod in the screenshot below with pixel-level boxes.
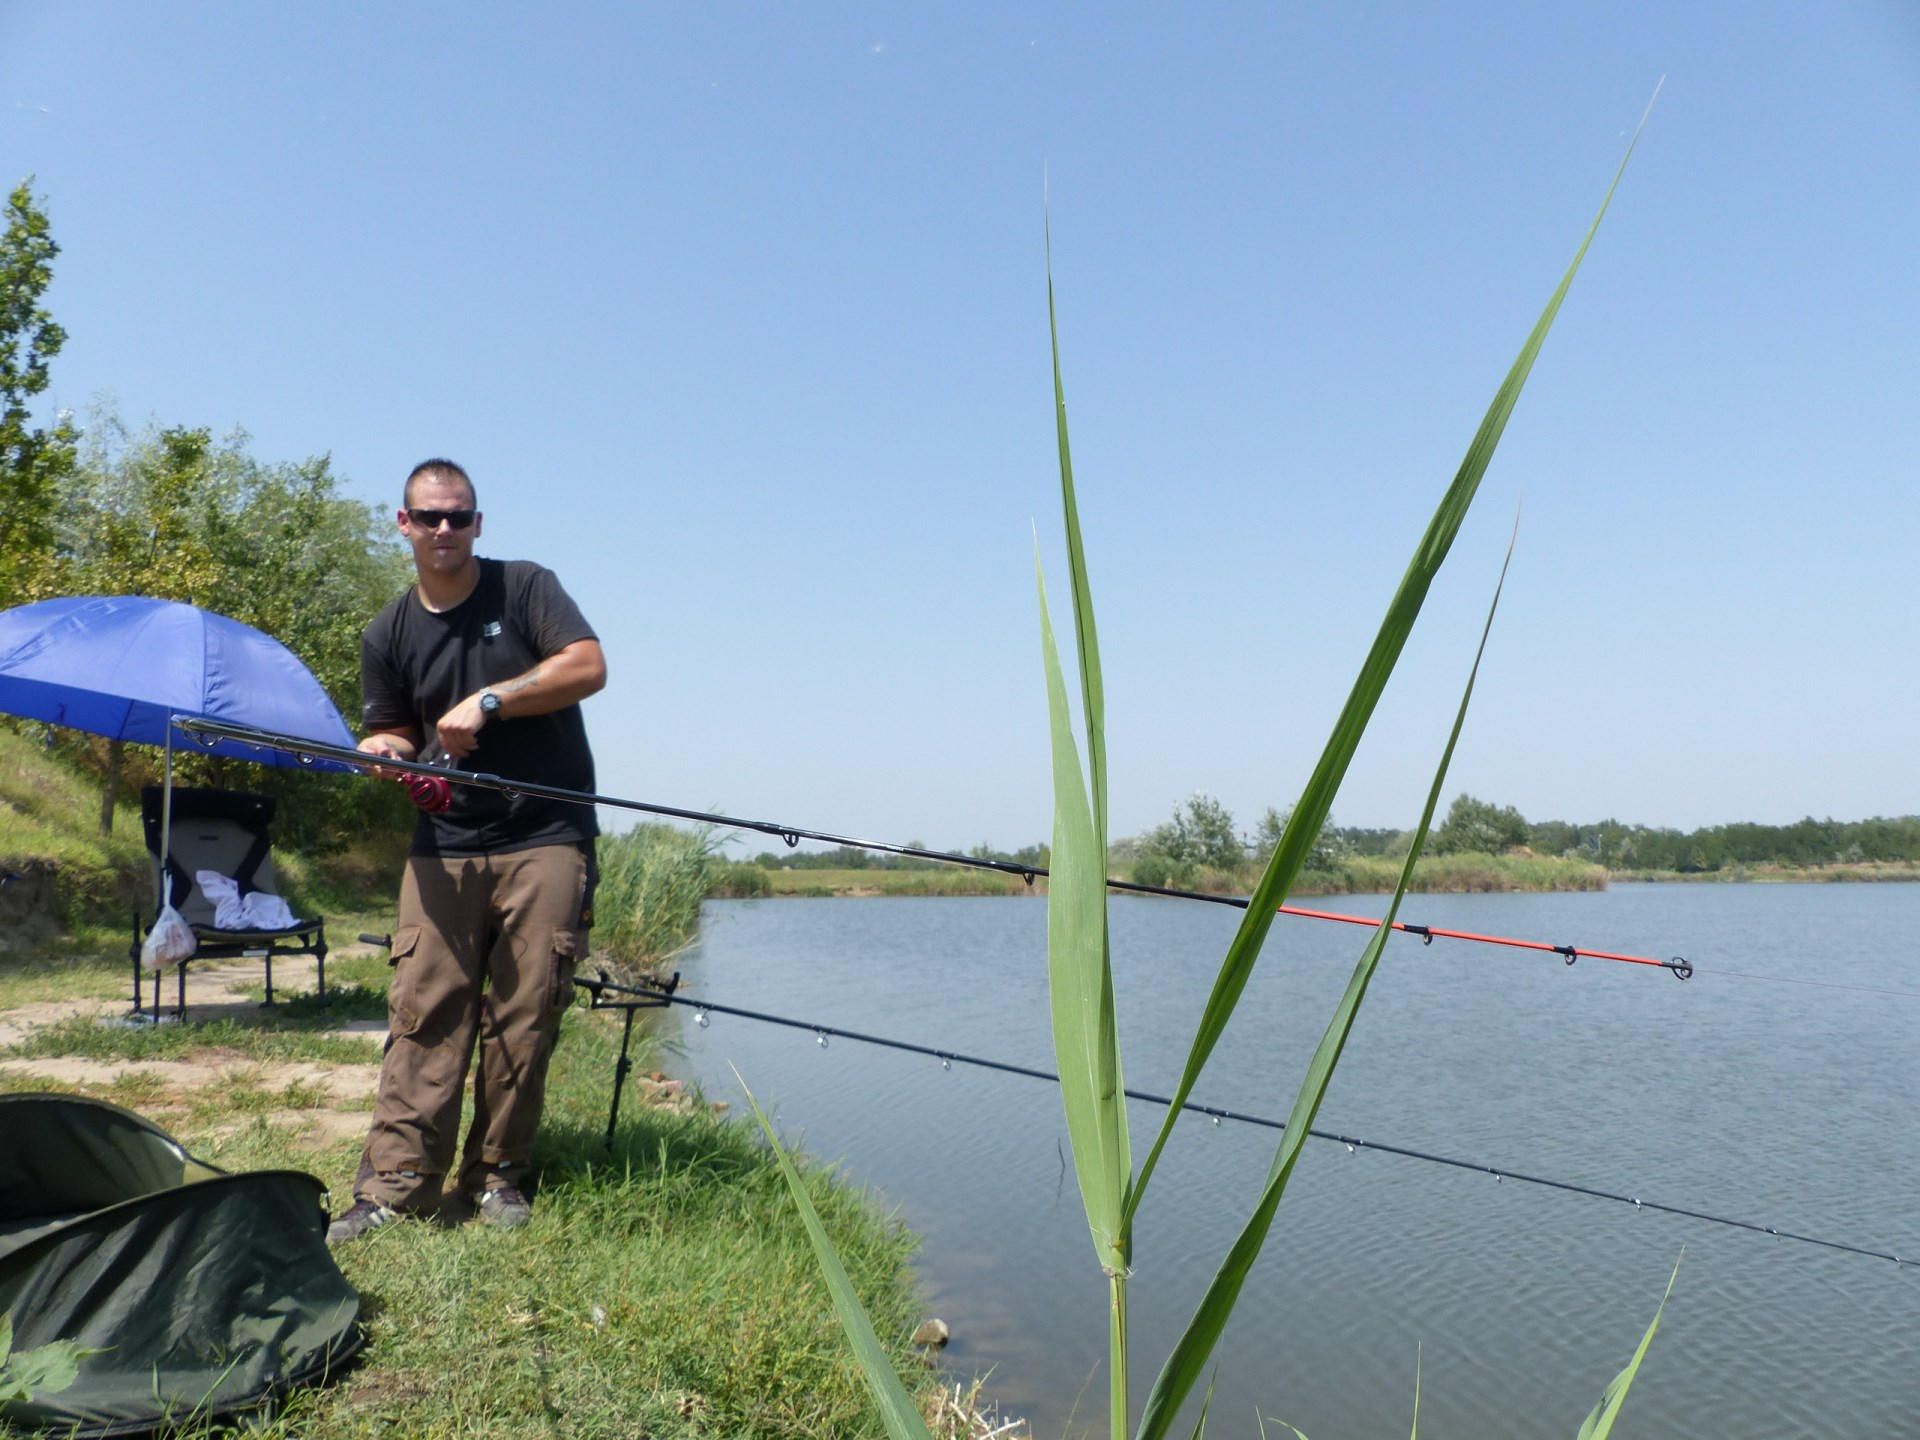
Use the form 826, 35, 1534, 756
176, 715, 1692, 980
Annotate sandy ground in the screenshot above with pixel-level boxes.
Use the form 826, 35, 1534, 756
0, 945, 700, 1141
0, 951, 388, 1152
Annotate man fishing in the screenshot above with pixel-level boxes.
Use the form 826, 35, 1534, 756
328, 457, 607, 1243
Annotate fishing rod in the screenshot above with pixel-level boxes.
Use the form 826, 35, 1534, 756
571, 971, 1911, 1270
175, 716, 1691, 979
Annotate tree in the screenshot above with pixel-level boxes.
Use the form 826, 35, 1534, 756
1430, 793, 1529, 856
0, 179, 78, 606
57, 418, 414, 845
1250, 804, 1350, 873
63, 422, 225, 603
1135, 793, 1243, 885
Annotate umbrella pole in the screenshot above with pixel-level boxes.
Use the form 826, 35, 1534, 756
159, 715, 176, 1022
161, 713, 174, 896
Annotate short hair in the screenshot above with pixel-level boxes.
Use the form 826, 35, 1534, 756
404, 458, 478, 509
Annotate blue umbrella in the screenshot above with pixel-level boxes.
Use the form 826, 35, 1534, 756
0, 595, 361, 919
0, 595, 355, 763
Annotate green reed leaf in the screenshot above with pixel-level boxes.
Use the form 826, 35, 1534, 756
1045, 219, 1134, 1434
734, 1067, 935, 1440
1575, 1255, 1682, 1440
1047, 210, 1108, 844
1038, 544, 1130, 1277
1125, 115, 1648, 1225
1257, 1415, 1310, 1440
1135, 522, 1519, 1440
1186, 1371, 1217, 1439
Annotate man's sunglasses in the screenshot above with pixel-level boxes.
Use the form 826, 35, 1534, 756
406, 508, 478, 530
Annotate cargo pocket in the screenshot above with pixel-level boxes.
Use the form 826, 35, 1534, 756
578, 849, 599, 931
387, 925, 424, 1038
548, 927, 587, 1020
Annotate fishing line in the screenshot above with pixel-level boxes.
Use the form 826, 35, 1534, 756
574, 973, 1914, 1270
1681, 966, 1920, 1002
174, 717, 1692, 979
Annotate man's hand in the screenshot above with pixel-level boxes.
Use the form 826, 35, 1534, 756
358, 731, 418, 781
435, 693, 490, 761
433, 640, 607, 761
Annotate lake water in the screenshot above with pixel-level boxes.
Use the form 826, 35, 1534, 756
665, 885, 1918, 1438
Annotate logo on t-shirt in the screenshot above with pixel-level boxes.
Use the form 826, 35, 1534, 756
482, 620, 503, 639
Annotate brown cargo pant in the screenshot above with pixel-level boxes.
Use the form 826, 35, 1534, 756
354, 842, 591, 1213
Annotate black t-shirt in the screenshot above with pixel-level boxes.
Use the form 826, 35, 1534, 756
361, 558, 600, 857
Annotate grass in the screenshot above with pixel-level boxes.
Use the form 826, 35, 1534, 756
763, 867, 1036, 898
0, 726, 150, 927
1337, 851, 1608, 894
4, 1013, 383, 1066
0, 941, 138, 1009
751, 855, 1602, 900
597, 823, 728, 971
1615, 860, 1920, 884
0, 932, 948, 1439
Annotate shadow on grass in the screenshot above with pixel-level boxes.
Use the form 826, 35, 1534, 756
536, 1104, 778, 1201
274, 984, 390, 1024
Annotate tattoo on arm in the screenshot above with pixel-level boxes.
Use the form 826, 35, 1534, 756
498, 665, 542, 697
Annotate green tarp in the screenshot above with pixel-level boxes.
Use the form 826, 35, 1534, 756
0, 1093, 364, 1435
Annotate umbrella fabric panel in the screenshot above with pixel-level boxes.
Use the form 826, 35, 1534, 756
0, 596, 356, 767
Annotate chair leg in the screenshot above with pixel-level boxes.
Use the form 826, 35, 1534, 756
263, 953, 275, 1006
315, 926, 328, 1002
130, 910, 141, 1011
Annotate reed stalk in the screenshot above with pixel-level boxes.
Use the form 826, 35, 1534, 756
747, 103, 1677, 1437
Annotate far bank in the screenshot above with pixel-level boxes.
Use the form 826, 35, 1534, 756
744, 855, 1920, 899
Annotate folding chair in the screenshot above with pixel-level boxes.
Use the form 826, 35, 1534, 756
129, 785, 328, 1020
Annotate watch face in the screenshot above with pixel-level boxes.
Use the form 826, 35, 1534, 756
481, 692, 501, 713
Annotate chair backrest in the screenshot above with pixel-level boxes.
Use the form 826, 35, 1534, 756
139, 787, 279, 928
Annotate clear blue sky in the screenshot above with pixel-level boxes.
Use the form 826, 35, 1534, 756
6, 3, 1915, 848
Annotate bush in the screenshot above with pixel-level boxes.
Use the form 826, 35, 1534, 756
707, 859, 772, 898
594, 824, 722, 971
1431, 793, 1530, 855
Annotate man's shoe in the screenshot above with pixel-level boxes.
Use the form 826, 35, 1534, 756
326, 1198, 400, 1245
475, 1185, 532, 1230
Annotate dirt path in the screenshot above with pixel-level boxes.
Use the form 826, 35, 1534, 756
0, 950, 384, 1113
0, 945, 700, 1130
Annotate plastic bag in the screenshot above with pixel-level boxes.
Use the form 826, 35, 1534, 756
140, 904, 196, 970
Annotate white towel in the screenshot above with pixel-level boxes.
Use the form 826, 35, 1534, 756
242, 890, 297, 929
195, 870, 247, 929
194, 871, 299, 930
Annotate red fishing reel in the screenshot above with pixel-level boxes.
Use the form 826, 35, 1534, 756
393, 771, 454, 814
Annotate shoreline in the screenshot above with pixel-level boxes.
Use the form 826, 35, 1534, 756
750, 860, 1920, 899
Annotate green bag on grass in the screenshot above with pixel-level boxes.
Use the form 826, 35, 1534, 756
0, 1093, 364, 1436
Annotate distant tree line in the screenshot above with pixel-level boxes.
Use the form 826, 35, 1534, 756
1420, 793, 1920, 872
1106, 791, 1919, 887
1522, 812, 1920, 872
0, 179, 414, 854
750, 791, 1920, 884
754, 841, 1051, 872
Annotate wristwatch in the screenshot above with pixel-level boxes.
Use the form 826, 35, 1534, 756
478, 689, 503, 722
